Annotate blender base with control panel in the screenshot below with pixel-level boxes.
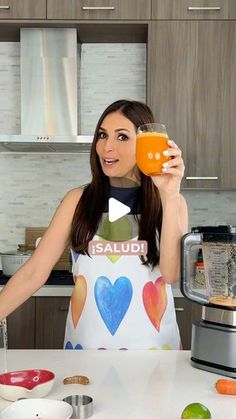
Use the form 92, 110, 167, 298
181, 226, 236, 378
191, 306, 236, 378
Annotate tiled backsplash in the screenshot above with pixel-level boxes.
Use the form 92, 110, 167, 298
0, 153, 91, 251
0, 42, 236, 253
0, 43, 20, 134
80, 44, 146, 134
182, 190, 236, 228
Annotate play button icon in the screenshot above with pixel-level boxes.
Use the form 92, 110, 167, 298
108, 198, 130, 222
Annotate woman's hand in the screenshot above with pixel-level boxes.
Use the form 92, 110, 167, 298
151, 140, 185, 198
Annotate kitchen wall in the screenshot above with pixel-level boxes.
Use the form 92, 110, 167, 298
0, 42, 236, 253
0, 42, 146, 136
80, 44, 146, 134
0, 41, 146, 251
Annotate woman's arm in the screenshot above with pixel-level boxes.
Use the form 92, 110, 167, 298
151, 140, 188, 283
0, 187, 83, 320
159, 193, 188, 283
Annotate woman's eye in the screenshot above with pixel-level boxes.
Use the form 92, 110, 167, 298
118, 134, 128, 141
98, 132, 107, 139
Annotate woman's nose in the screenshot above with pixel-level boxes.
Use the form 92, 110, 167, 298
104, 136, 115, 151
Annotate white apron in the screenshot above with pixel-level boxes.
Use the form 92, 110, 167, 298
64, 187, 181, 350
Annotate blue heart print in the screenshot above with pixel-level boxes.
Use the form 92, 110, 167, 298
65, 341, 83, 350
94, 276, 133, 336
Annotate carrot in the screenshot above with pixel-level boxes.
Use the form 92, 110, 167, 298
215, 379, 236, 395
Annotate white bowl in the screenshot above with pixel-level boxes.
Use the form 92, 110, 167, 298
0, 369, 55, 401
0, 398, 73, 419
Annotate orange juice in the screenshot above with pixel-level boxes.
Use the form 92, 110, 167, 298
136, 131, 170, 176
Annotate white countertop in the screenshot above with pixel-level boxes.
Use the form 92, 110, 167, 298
0, 284, 183, 298
0, 350, 235, 419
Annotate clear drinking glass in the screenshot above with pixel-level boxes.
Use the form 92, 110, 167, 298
136, 123, 170, 176
0, 320, 7, 373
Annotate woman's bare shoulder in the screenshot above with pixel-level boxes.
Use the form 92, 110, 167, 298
62, 187, 84, 204
52, 187, 85, 220
60, 186, 89, 210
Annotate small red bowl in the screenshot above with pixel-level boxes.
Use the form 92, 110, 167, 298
0, 369, 55, 401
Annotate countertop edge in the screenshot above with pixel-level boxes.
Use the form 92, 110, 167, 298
0, 285, 183, 298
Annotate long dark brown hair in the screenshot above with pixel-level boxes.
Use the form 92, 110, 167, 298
71, 99, 163, 268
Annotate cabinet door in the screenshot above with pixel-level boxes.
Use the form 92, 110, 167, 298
47, 0, 151, 20
0, 0, 46, 19
7, 298, 35, 349
152, 1, 236, 20
148, 21, 236, 189
175, 298, 202, 349
35, 297, 70, 349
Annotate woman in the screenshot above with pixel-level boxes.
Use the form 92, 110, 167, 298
0, 100, 188, 350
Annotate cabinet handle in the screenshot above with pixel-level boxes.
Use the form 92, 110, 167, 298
0, 5, 10, 9
187, 7, 221, 12
185, 176, 218, 180
175, 307, 184, 312
82, 6, 115, 11
58, 306, 68, 311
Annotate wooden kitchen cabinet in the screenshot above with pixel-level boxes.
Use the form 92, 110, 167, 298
0, 0, 46, 19
35, 297, 70, 349
148, 20, 236, 188
152, 0, 236, 20
7, 298, 35, 349
6, 296, 70, 350
175, 298, 202, 349
47, 0, 151, 20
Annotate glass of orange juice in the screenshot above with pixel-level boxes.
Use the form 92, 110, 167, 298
136, 123, 170, 176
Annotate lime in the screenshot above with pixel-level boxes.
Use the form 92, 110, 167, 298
181, 402, 211, 419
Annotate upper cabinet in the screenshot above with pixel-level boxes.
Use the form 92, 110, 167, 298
47, 0, 151, 20
148, 20, 236, 189
0, 0, 46, 19
152, 0, 236, 20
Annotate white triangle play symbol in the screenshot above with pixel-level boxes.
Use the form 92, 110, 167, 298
108, 198, 130, 222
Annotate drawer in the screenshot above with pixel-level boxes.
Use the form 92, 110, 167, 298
0, 0, 46, 19
47, 0, 151, 20
152, 1, 236, 20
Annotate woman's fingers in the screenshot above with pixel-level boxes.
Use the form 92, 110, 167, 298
161, 139, 185, 176
163, 141, 182, 158
162, 156, 184, 169
162, 166, 185, 177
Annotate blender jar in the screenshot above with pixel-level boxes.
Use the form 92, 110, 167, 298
181, 225, 236, 308
202, 240, 236, 307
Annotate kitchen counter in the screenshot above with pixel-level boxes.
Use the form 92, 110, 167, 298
0, 270, 74, 297
0, 350, 235, 419
0, 285, 183, 298
0, 271, 183, 298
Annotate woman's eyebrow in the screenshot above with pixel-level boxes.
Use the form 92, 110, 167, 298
115, 128, 130, 132
99, 127, 130, 133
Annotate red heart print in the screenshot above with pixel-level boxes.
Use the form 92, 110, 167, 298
143, 276, 167, 332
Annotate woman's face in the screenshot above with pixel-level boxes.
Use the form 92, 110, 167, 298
96, 111, 138, 182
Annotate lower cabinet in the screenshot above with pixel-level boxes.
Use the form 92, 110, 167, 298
35, 297, 70, 349
7, 298, 35, 349
7, 295, 201, 350
7, 296, 70, 350
174, 298, 202, 350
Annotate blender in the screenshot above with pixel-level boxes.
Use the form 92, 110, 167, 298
181, 225, 236, 378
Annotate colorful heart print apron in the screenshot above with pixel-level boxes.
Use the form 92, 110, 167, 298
64, 186, 181, 350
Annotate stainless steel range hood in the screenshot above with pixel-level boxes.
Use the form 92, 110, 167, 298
0, 28, 92, 153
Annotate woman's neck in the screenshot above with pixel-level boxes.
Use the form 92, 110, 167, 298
109, 177, 140, 188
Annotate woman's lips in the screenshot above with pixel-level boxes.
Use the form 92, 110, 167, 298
103, 158, 119, 167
